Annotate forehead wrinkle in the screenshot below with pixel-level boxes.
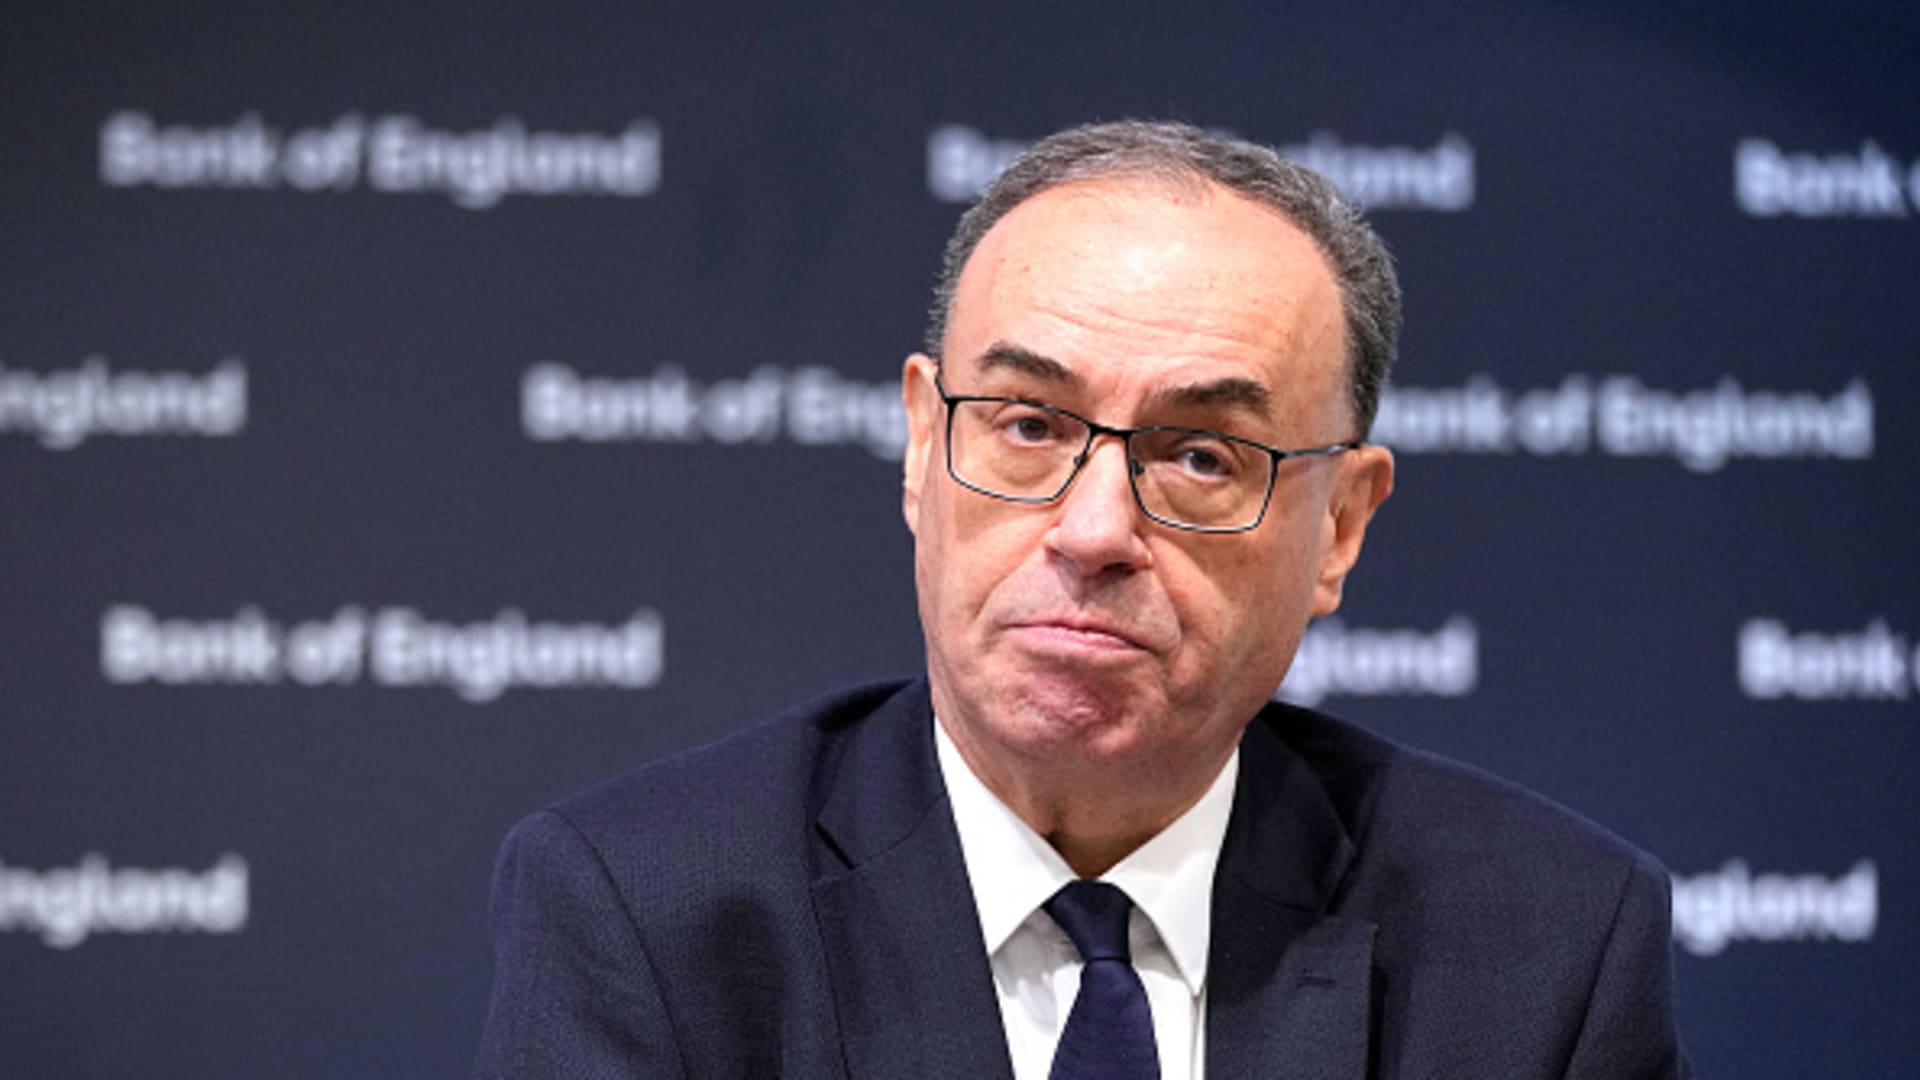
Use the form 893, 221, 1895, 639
965, 310, 1290, 426
1022, 295, 1296, 426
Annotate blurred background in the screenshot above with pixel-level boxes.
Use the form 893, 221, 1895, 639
3, 2, 1914, 1075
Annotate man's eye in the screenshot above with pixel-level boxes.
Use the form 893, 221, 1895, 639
1179, 446, 1233, 478
1004, 411, 1063, 444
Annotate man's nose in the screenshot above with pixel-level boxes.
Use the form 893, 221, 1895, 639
1044, 436, 1153, 574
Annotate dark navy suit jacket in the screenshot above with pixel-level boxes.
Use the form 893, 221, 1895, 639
474, 680, 1688, 1078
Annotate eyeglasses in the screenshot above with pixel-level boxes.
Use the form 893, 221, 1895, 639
937, 376, 1360, 533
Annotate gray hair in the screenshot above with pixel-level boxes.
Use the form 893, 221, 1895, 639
924, 120, 1401, 436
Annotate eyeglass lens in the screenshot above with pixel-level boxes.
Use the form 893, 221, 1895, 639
948, 399, 1272, 530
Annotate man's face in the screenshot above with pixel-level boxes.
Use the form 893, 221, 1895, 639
902, 177, 1393, 799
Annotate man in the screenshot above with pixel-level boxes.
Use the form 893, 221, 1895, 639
475, 121, 1688, 1078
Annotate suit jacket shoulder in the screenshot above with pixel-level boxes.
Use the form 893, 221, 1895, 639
549, 679, 911, 885
1232, 701, 1687, 1077
475, 679, 1011, 1079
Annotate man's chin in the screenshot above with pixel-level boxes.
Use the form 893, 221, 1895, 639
931, 652, 1166, 758
996, 674, 1160, 756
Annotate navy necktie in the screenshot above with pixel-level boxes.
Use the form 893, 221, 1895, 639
1044, 880, 1160, 1079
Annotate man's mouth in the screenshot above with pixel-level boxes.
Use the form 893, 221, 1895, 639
1008, 617, 1156, 655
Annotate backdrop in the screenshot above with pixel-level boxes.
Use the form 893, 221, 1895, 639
4, 3, 1915, 1076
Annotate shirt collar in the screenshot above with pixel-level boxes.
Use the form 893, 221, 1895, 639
936, 717, 1239, 998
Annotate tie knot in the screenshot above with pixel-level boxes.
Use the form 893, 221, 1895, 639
1044, 880, 1135, 963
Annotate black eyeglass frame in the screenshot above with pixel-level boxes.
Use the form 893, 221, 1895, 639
935, 375, 1363, 534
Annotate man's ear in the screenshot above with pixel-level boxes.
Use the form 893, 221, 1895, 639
901, 353, 942, 535
1312, 445, 1394, 616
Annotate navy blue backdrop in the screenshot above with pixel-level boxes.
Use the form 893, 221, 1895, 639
4, 3, 1915, 1076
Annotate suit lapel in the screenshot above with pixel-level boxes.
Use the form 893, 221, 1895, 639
805, 687, 1377, 1079
810, 683, 1015, 1080
1207, 711, 1377, 1079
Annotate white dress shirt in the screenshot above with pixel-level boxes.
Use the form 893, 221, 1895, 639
936, 721, 1240, 1080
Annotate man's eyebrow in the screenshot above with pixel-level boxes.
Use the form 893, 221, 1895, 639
963, 343, 1272, 419
1146, 377, 1274, 420
969, 342, 1082, 387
